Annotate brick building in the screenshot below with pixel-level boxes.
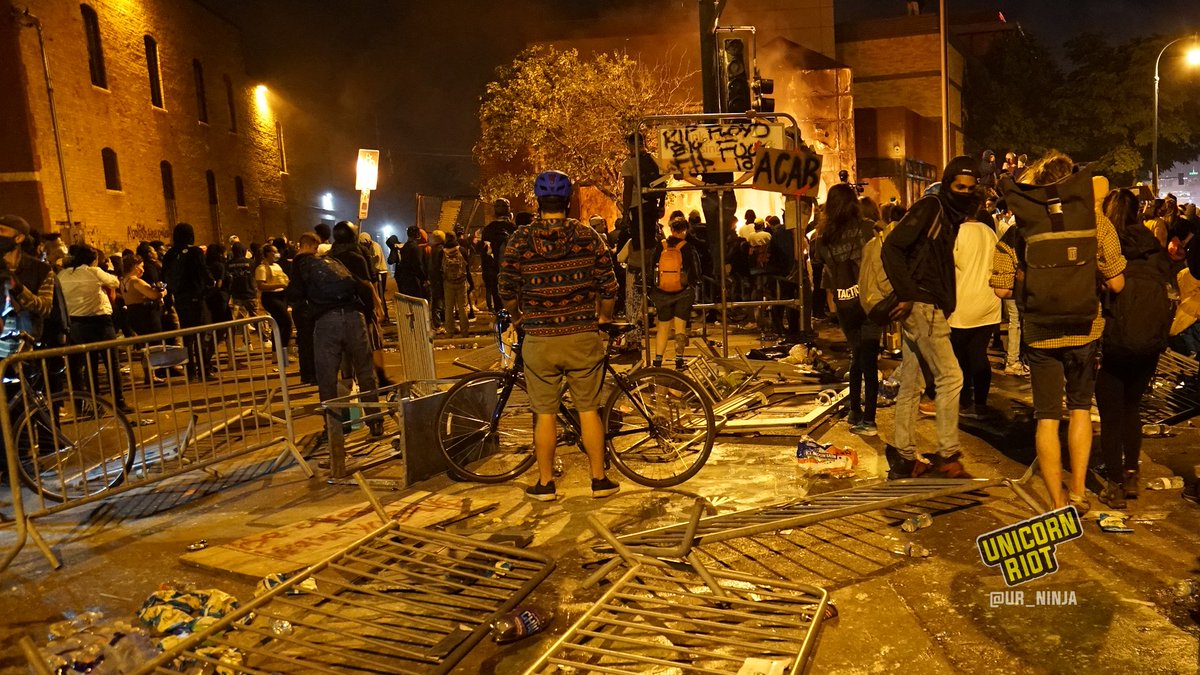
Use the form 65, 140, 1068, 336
0, 0, 288, 252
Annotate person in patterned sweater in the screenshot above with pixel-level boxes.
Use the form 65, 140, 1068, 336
498, 170, 620, 502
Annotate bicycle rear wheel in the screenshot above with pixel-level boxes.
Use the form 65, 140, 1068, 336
15, 391, 136, 503
605, 367, 715, 488
435, 371, 537, 483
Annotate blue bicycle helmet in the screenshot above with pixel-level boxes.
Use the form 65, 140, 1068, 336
533, 170, 572, 201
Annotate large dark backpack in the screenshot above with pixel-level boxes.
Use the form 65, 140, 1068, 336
999, 169, 1098, 332
304, 255, 360, 306
442, 247, 467, 283
828, 249, 867, 326
1102, 254, 1174, 359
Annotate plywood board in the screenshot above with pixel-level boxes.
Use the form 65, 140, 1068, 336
180, 491, 495, 579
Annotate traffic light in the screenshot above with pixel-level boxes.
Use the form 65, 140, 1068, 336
720, 35, 751, 112
753, 71, 775, 113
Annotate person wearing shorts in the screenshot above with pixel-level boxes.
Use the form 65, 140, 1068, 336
649, 217, 701, 370
990, 151, 1125, 513
498, 170, 620, 502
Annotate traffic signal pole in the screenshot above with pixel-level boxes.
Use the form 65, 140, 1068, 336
699, 0, 725, 114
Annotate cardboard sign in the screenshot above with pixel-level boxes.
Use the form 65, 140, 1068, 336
749, 146, 822, 196
658, 121, 785, 176
358, 189, 371, 219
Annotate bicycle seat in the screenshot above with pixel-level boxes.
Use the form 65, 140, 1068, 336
599, 322, 637, 337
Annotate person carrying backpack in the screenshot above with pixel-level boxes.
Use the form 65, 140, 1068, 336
226, 242, 258, 319
991, 151, 1127, 513
649, 217, 701, 369
818, 184, 881, 436
441, 232, 471, 337
1095, 188, 1172, 509
880, 156, 976, 480
287, 232, 382, 440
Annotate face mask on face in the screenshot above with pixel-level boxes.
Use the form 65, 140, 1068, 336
0, 236, 19, 254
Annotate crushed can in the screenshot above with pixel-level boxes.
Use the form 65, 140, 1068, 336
491, 607, 551, 644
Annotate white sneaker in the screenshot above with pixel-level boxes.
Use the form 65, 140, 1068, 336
1003, 362, 1029, 377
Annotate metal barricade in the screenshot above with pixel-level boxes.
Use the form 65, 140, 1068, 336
527, 504, 828, 674
392, 293, 437, 382
0, 316, 309, 574
613, 478, 1028, 550
1141, 350, 1200, 425
135, 478, 555, 674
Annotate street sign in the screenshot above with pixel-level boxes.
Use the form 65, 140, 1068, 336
749, 145, 823, 197
358, 190, 370, 220
658, 121, 785, 176
356, 149, 380, 191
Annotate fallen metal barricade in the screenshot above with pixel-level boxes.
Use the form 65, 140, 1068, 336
1141, 350, 1200, 425
134, 477, 554, 675
320, 379, 459, 482
393, 293, 437, 382
614, 478, 1033, 551
0, 316, 309, 574
526, 503, 828, 675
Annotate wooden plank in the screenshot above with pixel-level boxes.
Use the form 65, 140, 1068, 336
180, 491, 496, 580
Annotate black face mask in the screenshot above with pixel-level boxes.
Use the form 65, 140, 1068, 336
0, 236, 18, 254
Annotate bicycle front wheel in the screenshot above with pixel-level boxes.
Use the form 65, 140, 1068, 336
605, 367, 715, 488
15, 391, 136, 503
435, 371, 537, 483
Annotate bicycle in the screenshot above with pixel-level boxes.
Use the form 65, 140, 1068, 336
435, 317, 717, 488
1, 332, 135, 502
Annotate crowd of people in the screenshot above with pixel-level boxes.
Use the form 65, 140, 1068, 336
3, 141, 1198, 504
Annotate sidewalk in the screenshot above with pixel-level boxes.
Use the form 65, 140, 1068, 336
1, 323, 1198, 673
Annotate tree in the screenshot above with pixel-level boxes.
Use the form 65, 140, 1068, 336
964, 31, 1200, 185
474, 46, 697, 208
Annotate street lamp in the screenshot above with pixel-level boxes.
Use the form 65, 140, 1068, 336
1152, 36, 1200, 196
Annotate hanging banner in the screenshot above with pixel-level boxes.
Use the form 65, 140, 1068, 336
658, 121, 785, 176
749, 146, 823, 196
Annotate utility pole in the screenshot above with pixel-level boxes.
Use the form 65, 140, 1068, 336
939, 0, 950, 167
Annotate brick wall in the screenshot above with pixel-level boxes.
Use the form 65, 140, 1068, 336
1, 0, 287, 252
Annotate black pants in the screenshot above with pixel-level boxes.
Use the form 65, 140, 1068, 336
376, 273, 390, 319
68, 315, 125, 408
295, 311, 315, 383
770, 279, 801, 338
174, 298, 213, 377
951, 325, 996, 407
260, 292, 292, 354
483, 270, 500, 313
1095, 353, 1157, 481
840, 313, 881, 423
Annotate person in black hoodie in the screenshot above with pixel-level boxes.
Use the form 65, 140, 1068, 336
883, 156, 977, 480
1095, 188, 1170, 508
162, 222, 215, 379
331, 221, 391, 387
392, 226, 428, 299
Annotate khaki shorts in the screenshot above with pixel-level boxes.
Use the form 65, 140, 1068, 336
522, 331, 606, 414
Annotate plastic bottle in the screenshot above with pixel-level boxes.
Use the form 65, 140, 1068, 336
890, 542, 931, 558
1146, 477, 1185, 490
900, 513, 933, 533
491, 607, 551, 644
553, 456, 564, 477
1142, 423, 1172, 437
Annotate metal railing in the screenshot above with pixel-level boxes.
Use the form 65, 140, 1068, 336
392, 293, 437, 382
0, 316, 309, 574
134, 476, 554, 674
526, 503, 828, 674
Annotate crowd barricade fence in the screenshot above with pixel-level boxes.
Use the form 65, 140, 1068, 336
0, 315, 309, 574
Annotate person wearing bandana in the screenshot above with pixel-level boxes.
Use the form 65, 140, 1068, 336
881, 156, 981, 480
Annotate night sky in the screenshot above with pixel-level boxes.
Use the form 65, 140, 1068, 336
199, 0, 1198, 226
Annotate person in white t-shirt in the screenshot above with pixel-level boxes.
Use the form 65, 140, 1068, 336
948, 214, 1002, 419
255, 244, 292, 356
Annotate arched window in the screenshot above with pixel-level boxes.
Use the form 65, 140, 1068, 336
206, 170, 221, 234
101, 148, 121, 191
144, 35, 163, 107
223, 74, 237, 133
160, 161, 177, 225
80, 4, 107, 88
234, 176, 246, 207
193, 59, 208, 123
275, 120, 288, 173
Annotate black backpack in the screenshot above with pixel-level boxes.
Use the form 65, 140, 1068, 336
999, 168, 1099, 333
303, 255, 360, 307
227, 258, 255, 299
828, 249, 867, 325
1102, 252, 1174, 359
